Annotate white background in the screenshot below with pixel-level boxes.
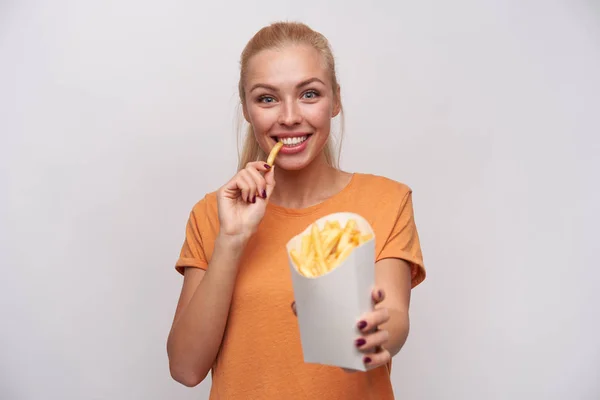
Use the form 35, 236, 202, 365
1, 0, 599, 399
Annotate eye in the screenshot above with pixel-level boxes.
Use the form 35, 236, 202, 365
302, 90, 319, 99
258, 95, 276, 103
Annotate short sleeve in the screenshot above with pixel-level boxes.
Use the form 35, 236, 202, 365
175, 199, 209, 275
376, 189, 426, 288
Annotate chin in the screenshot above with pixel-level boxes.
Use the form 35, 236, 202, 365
275, 159, 311, 171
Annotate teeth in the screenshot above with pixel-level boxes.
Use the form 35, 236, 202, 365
279, 136, 308, 146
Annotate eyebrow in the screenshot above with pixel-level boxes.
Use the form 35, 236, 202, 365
249, 77, 326, 93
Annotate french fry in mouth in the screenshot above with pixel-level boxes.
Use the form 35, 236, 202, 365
266, 141, 284, 166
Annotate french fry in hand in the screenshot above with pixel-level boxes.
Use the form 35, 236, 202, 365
289, 218, 374, 277
266, 142, 284, 166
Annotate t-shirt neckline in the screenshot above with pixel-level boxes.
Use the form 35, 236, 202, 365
266, 172, 359, 217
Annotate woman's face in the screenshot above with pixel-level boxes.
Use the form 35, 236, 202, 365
242, 44, 340, 170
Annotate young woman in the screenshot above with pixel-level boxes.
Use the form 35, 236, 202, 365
167, 21, 426, 399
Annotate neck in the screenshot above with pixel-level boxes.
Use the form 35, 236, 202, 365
270, 153, 345, 209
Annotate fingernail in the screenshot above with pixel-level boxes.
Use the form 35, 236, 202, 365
358, 320, 367, 330
355, 338, 366, 347
262, 190, 267, 198
364, 357, 372, 364
252, 196, 256, 203
264, 164, 271, 169
378, 290, 384, 299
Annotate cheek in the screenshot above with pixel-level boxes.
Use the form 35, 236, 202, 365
305, 103, 333, 130
247, 107, 274, 133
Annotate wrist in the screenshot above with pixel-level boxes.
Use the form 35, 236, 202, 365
215, 232, 249, 256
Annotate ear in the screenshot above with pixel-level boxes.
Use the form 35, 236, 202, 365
332, 85, 341, 118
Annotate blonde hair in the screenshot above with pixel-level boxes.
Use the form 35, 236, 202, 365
236, 21, 344, 171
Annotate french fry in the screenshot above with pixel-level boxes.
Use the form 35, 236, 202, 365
311, 223, 328, 274
300, 263, 314, 278
301, 234, 311, 257
266, 141, 284, 166
359, 233, 374, 244
290, 249, 303, 268
336, 219, 356, 256
290, 218, 373, 277
325, 221, 341, 230
322, 228, 342, 257
333, 242, 355, 267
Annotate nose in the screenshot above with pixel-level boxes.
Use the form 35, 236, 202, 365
278, 100, 302, 126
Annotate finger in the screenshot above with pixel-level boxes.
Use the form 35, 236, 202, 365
223, 174, 250, 202
363, 348, 391, 370
245, 161, 273, 174
356, 307, 390, 333
372, 288, 385, 304
291, 301, 297, 316
239, 164, 275, 199
245, 165, 268, 199
238, 170, 257, 203
355, 329, 389, 353
234, 175, 252, 203
263, 165, 276, 197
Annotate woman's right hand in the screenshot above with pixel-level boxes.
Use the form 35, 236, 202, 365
216, 161, 276, 243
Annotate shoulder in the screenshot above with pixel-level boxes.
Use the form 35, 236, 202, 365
352, 173, 413, 202
187, 191, 219, 227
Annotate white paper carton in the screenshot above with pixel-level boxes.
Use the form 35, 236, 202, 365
286, 212, 375, 371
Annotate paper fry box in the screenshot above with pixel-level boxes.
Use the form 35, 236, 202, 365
286, 212, 375, 372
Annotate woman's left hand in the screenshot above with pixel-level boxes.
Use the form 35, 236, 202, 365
290, 286, 391, 371
353, 287, 391, 370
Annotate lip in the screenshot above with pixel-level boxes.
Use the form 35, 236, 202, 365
271, 134, 312, 155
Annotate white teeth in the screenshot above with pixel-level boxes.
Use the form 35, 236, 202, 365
279, 136, 308, 146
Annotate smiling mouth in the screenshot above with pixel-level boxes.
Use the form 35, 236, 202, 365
271, 134, 312, 147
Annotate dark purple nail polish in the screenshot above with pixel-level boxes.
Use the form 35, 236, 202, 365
264, 164, 271, 169
358, 320, 367, 330
355, 338, 366, 347
252, 196, 256, 203
378, 290, 384, 299
262, 190, 267, 198
364, 357, 372, 364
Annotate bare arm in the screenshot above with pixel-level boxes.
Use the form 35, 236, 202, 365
167, 235, 246, 387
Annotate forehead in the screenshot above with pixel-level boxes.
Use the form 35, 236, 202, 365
245, 44, 329, 87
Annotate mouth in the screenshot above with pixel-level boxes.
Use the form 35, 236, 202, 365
270, 134, 312, 148
269, 133, 313, 155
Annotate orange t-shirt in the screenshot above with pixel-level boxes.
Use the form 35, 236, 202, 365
175, 172, 426, 399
